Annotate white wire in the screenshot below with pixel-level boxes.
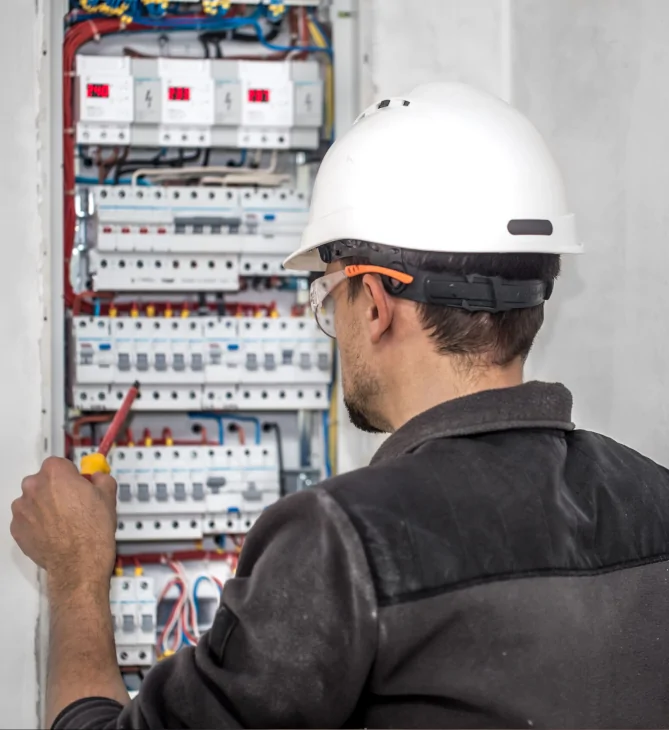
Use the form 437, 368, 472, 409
196, 173, 290, 187
172, 561, 199, 642
160, 577, 187, 655
131, 150, 279, 185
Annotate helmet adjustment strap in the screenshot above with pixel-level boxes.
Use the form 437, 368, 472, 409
319, 241, 553, 313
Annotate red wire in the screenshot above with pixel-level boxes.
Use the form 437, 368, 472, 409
119, 550, 236, 565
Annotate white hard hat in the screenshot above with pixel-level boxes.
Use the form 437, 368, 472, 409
284, 82, 581, 272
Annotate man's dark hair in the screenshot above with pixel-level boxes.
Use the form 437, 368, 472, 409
347, 251, 561, 366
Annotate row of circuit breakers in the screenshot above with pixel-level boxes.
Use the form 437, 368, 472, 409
76, 56, 324, 149
71, 314, 333, 411
85, 184, 311, 291
75, 442, 280, 542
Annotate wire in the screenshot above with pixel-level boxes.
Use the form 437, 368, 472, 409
129, 149, 280, 185
250, 18, 332, 56
220, 415, 261, 445
322, 409, 332, 479
75, 175, 152, 186
264, 422, 286, 496
188, 412, 224, 445
307, 12, 334, 141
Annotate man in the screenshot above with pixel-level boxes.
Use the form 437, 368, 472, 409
12, 83, 669, 729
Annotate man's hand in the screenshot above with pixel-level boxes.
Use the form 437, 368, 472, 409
11, 456, 117, 589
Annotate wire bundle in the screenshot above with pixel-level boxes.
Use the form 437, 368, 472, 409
157, 560, 227, 657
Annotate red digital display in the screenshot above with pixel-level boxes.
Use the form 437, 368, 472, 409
87, 83, 110, 99
248, 89, 271, 103
168, 86, 191, 102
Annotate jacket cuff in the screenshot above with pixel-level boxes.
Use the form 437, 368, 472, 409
52, 697, 125, 729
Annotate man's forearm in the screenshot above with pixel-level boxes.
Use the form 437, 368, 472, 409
46, 576, 130, 728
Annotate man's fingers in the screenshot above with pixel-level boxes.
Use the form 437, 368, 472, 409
91, 472, 118, 498
20, 475, 38, 497
42, 455, 80, 477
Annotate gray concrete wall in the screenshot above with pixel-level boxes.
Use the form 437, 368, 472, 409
0, 0, 49, 725
344, 0, 669, 467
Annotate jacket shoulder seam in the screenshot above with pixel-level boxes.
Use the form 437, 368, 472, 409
379, 552, 669, 607
322, 486, 381, 606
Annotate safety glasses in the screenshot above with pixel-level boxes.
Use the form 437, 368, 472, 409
309, 265, 414, 338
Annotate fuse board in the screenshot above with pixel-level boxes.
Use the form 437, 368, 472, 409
61, 0, 337, 681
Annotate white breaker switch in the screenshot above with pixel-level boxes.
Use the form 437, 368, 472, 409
87, 185, 309, 291
75, 445, 280, 542
75, 57, 323, 149
110, 576, 157, 666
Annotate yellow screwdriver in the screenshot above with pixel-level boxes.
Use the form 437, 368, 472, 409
80, 381, 140, 476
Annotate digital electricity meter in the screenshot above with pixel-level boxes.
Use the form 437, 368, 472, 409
75, 56, 323, 148
75, 56, 134, 144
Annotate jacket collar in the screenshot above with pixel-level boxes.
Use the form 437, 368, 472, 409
371, 381, 574, 466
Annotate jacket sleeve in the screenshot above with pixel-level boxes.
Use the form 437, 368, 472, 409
52, 488, 378, 729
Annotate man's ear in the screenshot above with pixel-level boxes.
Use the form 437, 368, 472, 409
361, 274, 395, 344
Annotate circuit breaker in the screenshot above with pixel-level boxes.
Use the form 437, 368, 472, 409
110, 576, 157, 666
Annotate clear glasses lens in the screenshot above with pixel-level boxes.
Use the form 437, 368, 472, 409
310, 273, 344, 339
315, 295, 336, 338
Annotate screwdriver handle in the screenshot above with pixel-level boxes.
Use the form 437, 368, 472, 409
80, 452, 112, 477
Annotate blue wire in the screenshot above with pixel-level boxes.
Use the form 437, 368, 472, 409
188, 413, 224, 445
75, 175, 152, 186
192, 575, 222, 620
322, 409, 332, 478
93, 299, 101, 317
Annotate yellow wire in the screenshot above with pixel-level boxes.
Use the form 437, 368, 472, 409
329, 371, 338, 475
307, 19, 335, 142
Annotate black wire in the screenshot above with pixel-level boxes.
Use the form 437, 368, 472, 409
197, 18, 282, 58
232, 21, 282, 43
264, 423, 286, 497
114, 149, 204, 180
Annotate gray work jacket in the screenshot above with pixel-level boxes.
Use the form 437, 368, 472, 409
55, 382, 669, 729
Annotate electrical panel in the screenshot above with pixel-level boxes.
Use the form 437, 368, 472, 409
110, 576, 157, 666
76, 58, 324, 149
75, 443, 280, 541
64, 0, 336, 680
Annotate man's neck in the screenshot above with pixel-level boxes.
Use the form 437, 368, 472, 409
382, 355, 524, 432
